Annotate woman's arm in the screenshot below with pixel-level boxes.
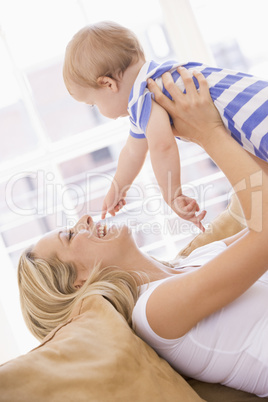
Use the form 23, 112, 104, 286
145, 68, 268, 339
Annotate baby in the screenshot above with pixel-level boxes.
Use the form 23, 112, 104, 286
63, 21, 268, 231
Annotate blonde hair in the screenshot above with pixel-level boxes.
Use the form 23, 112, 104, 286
18, 247, 145, 341
63, 20, 145, 90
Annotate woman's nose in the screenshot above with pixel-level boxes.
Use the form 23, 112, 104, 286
73, 215, 92, 232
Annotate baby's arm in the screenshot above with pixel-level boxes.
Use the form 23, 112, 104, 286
102, 135, 148, 218
146, 100, 206, 231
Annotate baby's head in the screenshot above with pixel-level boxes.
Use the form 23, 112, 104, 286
63, 21, 145, 92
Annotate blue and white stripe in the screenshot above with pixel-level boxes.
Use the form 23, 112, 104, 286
127, 60, 268, 161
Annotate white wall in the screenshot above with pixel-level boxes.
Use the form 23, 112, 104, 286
159, 0, 215, 64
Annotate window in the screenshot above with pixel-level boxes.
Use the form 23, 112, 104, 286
4, 0, 263, 359
1, 0, 185, 357
190, 0, 268, 78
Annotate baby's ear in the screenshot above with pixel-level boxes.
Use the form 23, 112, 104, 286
97, 76, 118, 92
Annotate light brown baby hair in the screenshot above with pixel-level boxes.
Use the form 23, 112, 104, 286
63, 20, 145, 91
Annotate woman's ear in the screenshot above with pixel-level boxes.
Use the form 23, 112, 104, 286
97, 76, 119, 92
73, 277, 86, 289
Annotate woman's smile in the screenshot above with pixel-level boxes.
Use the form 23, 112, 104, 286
96, 221, 108, 238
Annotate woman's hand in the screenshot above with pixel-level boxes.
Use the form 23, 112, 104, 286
147, 67, 224, 147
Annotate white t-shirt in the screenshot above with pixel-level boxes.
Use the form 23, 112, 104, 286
132, 241, 268, 397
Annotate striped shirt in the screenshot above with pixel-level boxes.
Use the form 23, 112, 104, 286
127, 60, 268, 161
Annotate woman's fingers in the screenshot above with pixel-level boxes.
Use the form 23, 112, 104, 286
192, 70, 211, 98
162, 67, 199, 101
160, 71, 184, 100
176, 67, 197, 98
148, 66, 223, 144
147, 76, 175, 113
148, 67, 209, 106
148, 67, 200, 116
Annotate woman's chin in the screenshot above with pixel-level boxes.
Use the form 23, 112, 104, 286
108, 223, 131, 239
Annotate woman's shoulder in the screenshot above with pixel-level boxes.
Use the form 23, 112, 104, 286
134, 239, 228, 317
132, 240, 229, 341
132, 277, 176, 347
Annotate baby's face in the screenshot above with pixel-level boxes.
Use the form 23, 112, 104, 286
68, 81, 129, 120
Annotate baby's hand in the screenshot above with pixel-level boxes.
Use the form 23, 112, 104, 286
171, 194, 207, 232
101, 186, 126, 219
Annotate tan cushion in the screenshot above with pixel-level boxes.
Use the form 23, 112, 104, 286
0, 295, 203, 402
176, 193, 246, 258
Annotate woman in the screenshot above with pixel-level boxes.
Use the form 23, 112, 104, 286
18, 69, 268, 396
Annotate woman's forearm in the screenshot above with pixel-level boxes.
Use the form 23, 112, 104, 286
201, 126, 268, 231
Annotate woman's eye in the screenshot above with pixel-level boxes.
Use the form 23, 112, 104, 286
68, 230, 74, 240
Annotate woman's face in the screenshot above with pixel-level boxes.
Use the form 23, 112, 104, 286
32, 215, 134, 288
